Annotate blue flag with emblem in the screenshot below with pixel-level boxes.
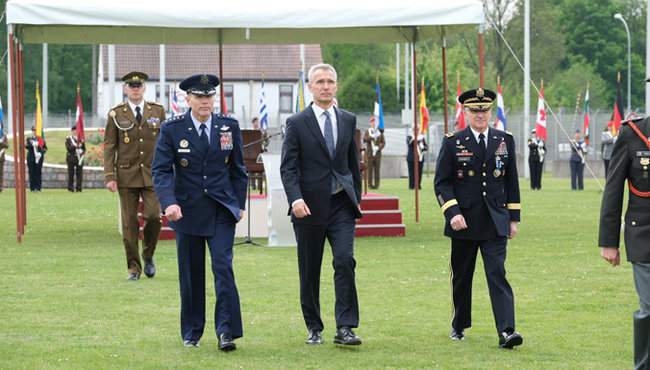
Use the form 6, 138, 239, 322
259, 80, 269, 130
375, 80, 385, 130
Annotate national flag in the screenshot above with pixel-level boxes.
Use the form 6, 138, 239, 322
494, 76, 507, 131
170, 85, 180, 117
75, 83, 86, 142
608, 72, 624, 136
419, 78, 429, 134
258, 79, 269, 130
0, 94, 4, 138
454, 75, 466, 130
296, 70, 306, 112
375, 79, 385, 130
582, 84, 590, 145
535, 81, 547, 140
35, 81, 45, 147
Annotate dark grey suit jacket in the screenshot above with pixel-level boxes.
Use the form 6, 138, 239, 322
280, 105, 362, 225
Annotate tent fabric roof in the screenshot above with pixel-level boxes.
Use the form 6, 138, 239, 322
7, 0, 485, 44
103, 44, 323, 81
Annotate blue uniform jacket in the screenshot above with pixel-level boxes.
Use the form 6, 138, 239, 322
434, 127, 521, 240
152, 111, 248, 236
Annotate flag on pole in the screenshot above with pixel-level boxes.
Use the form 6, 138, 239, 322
454, 75, 466, 130
494, 76, 507, 131
35, 81, 45, 147
375, 78, 385, 130
170, 85, 180, 117
535, 80, 547, 140
296, 70, 306, 112
75, 83, 86, 142
0, 94, 4, 138
582, 84, 590, 145
259, 79, 269, 130
608, 72, 624, 136
419, 77, 429, 134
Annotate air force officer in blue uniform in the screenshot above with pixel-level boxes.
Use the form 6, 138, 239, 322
434, 88, 523, 349
152, 74, 247, 351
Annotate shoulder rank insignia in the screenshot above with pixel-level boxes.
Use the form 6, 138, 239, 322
505, 130, 514, 136
445, 132, 455, 138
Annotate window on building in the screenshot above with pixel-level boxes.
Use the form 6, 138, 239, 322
279, 84, 293, 113
224, 84, 234, 113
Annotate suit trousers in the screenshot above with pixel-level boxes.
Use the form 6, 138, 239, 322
27, 159, 43, 191
293, 192, 359, 331
117, 187, 161, 274
176, 222, 242, 342
570, 161, 584, 190
451, 237, 515, 334
528, 158, 543, 189
633, 262, 650, 370
407, 159, 424, 189
67, 162, 83, 191
367, 154, 381, 189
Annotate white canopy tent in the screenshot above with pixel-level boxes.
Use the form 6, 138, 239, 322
8, 0, 483, 44
6, 0, 485, 241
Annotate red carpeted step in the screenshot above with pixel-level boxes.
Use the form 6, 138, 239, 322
354, 224, 406, 237
357, 210, 402, 225
360, 195, 399, 211
140, 226, 175, 240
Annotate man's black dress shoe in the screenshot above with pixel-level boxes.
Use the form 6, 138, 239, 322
499, 329, 523, 349
183, 339, 199, 347
143, 258, 156, 278
218, 333, 236, 352
333, 327, 362, 345
127, 272, 139, 281
449, 328, 465, 341
305, 329, 323, 345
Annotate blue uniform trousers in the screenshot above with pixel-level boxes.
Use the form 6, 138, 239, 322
176, 222, 242, 343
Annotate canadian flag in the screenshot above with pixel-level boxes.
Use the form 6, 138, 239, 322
535, 83, 547, 140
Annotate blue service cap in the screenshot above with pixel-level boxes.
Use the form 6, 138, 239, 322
179, 74, 220, 97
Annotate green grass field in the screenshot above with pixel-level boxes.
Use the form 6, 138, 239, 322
0, 177, 635, 369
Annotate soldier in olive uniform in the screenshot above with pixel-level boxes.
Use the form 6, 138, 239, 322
599, 110, 650, 370
363, 117, 385, 189
434, 88, 523, 349
104, 71, 166, 281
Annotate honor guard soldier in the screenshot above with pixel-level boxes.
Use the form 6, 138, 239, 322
65, 125, 86, 192
103, 71, 166, 281
0, 134, 8, 192
527, 128, 545, 190
434, 88, 523, 349
152, 74, 247, 351
599, 108, 650, 370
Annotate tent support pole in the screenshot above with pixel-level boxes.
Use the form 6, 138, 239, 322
441, 30, 449, 134
411, 33, 419, 223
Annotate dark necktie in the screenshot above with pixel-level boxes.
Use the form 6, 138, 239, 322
199, 123, 209, 149
478, 133, 486, 163
135, 106, 142, 124
323, 111, 335, 158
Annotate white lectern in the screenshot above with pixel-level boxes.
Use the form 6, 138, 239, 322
261, 153, 297, 247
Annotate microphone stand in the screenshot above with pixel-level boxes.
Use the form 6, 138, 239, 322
235, 131, 282, 246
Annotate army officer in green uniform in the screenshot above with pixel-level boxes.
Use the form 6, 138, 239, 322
104, 71, 166, 281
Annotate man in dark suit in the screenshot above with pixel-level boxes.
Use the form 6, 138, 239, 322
434, 88, 523, 349
281, 63, 363, 346
152, 74, 247, 351
65, 125, 86, 192
599, 110, 650, 370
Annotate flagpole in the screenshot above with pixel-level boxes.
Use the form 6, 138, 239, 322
441, 31, 449, 134
523, 0, 531, 180
411, 34, 420, 223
